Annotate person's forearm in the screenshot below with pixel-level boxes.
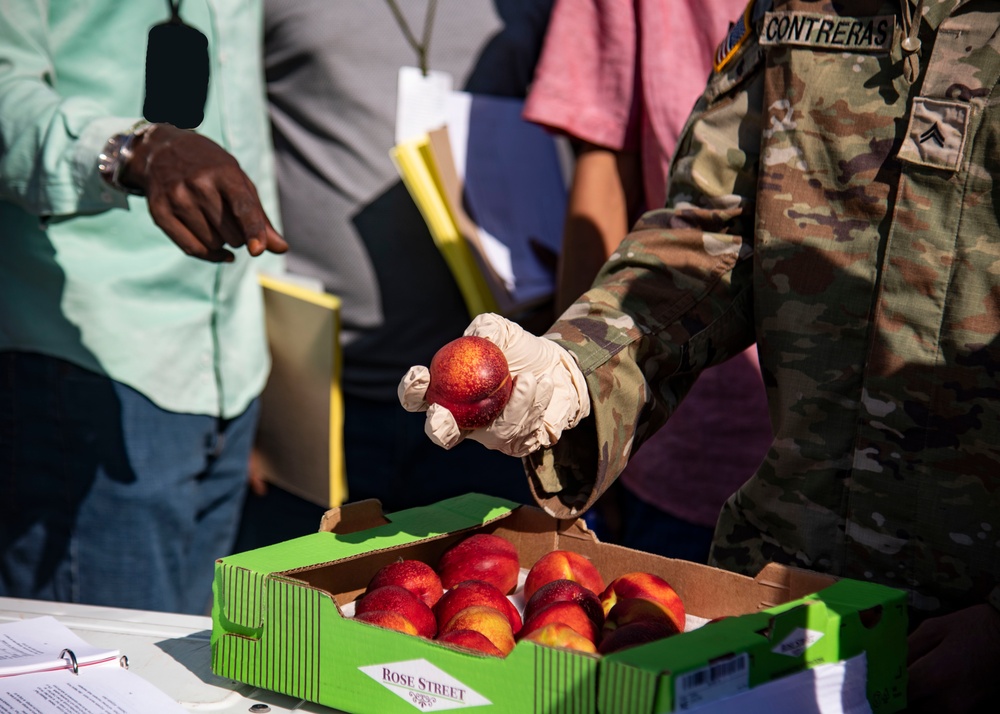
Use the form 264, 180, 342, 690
555, 144, 643, 315
0, 23, 135, 217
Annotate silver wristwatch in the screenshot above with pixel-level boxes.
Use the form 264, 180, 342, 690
98, 120, 155, 195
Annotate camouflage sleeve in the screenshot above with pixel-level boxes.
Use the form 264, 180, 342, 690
523, 27, 767, 519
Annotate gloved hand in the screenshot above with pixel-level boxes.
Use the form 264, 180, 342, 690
399, 313, 591, 457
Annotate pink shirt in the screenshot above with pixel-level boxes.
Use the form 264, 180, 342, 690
524, 0, 772, 525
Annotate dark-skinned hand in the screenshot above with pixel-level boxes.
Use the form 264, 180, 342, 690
906, 603, 1000, 713
120, 123, 288, 263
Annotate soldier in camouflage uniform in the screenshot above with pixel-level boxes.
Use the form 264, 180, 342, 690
401, 0, 1000, 709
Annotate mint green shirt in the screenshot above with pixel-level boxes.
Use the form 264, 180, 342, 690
0, 0, 281, 418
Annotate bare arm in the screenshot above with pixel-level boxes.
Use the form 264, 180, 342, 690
555, 142, 643, 315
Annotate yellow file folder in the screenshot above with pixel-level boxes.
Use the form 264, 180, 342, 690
255, 273, 346, 508
390, 133, 501, 318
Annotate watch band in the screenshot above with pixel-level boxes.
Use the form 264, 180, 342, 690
98, 120, 155, 195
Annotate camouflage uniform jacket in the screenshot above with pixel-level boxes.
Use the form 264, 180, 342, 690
526, 0, 1000, 617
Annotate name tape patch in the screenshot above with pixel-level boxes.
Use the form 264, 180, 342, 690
758, 12, 895, 52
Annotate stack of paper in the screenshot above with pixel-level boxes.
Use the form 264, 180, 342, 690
0, 616, 187, 713
390, 91, 568, 319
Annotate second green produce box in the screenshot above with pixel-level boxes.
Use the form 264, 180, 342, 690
211, 493, 907, 713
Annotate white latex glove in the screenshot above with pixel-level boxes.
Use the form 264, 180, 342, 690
398, 313, 591, 457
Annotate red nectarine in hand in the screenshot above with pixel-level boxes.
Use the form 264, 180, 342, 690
425, 335, 513, 429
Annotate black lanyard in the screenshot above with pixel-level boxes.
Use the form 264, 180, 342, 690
142, 0, 210, 129
385, 0, 439, 76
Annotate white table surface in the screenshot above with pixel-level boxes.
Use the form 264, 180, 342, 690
0, 596, 343, 713
0, 597, 872, 714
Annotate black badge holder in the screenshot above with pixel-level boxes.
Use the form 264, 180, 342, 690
143, 0, 210, 129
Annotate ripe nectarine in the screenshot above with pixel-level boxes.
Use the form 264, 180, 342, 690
439, 605, 516, 655
356, 585, 437, 639
599, 572, 685, 633
520, 622, 597, 653
523, 578, 603, 630
434, 579, 522, 634
602, 597, 682, 641
354, 610, 420, 636
518, 601, 599, 644
598, 620, 678, 655
523, 550, 604, 602
437, 533, 521, 594
366, 559, 444, 608
425, 335, 512, 429
437, 629, 506, 657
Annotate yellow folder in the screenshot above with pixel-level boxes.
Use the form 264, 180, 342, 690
390, 133, 501, 318
255, 273, 346, 508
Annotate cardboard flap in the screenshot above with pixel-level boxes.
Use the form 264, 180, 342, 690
764, 600, 829, 644
556, 515, 601, 543
753, 562, 837, 608
320, 499, 390, 534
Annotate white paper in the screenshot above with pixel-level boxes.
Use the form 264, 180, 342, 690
396, 66, 454, 144
441, 91, 566, 305
0, 617, 185, 713
443, 91, 472, 181
0, 616, 118, 678
0, 664, 187, 713
682, 653, 872, 714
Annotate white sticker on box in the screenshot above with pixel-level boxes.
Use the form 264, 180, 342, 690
773, 627, 825, 658
674, 653, 750, 711
359, 659, 491, 711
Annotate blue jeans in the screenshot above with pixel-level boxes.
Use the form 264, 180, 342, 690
0, 352, 257, 614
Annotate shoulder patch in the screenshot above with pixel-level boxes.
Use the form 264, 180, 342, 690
714, 0, 770, 73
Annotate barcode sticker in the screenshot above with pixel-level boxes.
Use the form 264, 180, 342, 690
674, 653, 750, 710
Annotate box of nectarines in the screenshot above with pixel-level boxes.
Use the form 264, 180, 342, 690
210, 493, 907, 714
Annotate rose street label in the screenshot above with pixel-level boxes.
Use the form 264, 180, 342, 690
758, 12, 894, 52
359, 659, 491, 711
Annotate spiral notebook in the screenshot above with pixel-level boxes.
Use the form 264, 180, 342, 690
0, 616, 186, 712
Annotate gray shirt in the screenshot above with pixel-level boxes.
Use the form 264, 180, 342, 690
264, 0, 553, 400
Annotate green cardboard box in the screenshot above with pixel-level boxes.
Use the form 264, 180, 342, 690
211, 493, 906, 714
598, 578, 907, 713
